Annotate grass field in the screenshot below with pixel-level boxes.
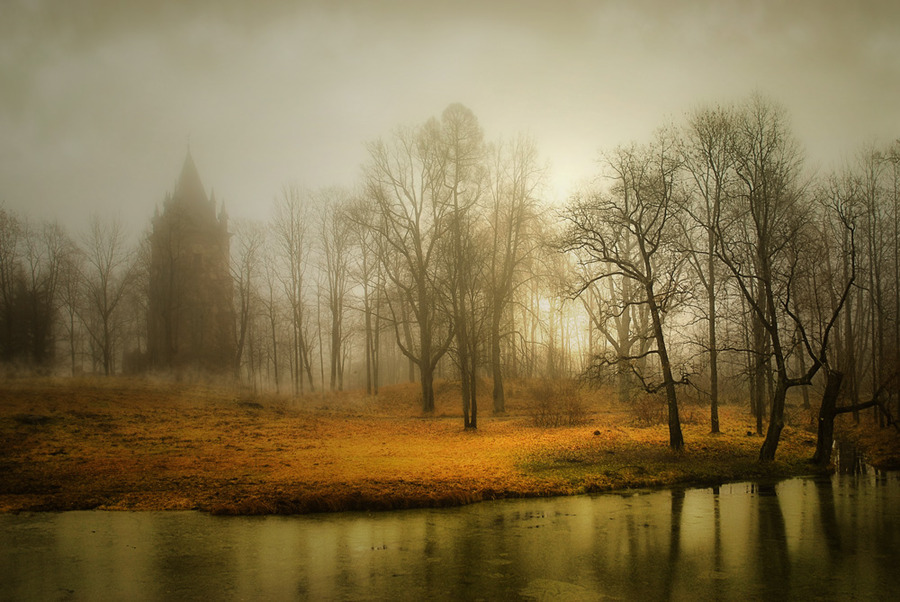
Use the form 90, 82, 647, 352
1, 376, 894, 515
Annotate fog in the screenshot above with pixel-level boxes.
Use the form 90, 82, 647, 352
3, 0, 899, 234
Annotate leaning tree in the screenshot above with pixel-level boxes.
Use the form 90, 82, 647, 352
562, 132, 688, 451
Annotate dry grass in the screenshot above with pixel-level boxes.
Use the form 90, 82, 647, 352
0, 376, 853, 515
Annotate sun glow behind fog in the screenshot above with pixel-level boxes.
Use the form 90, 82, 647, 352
2, 1, 899, 233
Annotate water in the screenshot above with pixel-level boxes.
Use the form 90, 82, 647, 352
2, 472, 899, 601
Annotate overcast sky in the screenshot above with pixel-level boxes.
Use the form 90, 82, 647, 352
2, 0, 899, 235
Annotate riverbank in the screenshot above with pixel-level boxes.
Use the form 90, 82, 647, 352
0, 377, 866, 515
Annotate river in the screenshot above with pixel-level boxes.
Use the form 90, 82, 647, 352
2, 471, 899, 601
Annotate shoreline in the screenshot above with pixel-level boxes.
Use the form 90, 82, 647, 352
2, 459, 828, 516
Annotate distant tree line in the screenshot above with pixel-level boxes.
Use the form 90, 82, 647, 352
2, 94, 898, 461
0, 210, 139, 377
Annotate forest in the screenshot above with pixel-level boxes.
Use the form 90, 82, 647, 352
1, 93, 899, 465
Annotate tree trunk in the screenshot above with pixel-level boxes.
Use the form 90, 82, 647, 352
461, 351, 472, 427
364, 319, 372, 395
470, 351, 478, 429
813, 369, 844, 466
69, 312, 77, 377
796, 341, 811, 410
373, 286, 381, 395
491, 307, 506, 414
103, 318, 112, 376
752, 311, 767, 436
455, 290, 473, 428
707, 221, 720, 434
648, 289, 683, 451
759, 380, 788, 462
421, 361, 435, 414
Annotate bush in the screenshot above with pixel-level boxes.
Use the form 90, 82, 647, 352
630, 394, 666, 426
529, 380, 587, 428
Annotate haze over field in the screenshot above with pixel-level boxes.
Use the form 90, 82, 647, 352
2, 0, 899, 233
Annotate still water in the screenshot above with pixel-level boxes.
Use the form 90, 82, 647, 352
2, 472, 899, 601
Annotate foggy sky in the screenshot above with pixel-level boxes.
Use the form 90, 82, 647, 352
2, 0, 899, 235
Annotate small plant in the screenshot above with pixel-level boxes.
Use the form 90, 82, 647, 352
529, 380, 587, 428
630, 394, 665, 426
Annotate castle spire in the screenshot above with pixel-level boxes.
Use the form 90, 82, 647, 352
175, 147, 208, 205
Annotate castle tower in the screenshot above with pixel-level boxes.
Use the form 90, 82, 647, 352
148, 150, 236, 373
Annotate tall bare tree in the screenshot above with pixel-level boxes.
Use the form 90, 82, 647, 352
0, 206, 21, 364
887, 140, 900, 417
563, 133, 687, 451
80, 215, 134, 376
715, 95, 853, 462
439, 103, 486, 428
346, 195, 383, 395
487, 135, 544, 413
316, 188, 354, 391
858, 144, 890, 424
58, 237, 84, 375
20, 220, 72, 369
231, 218, 265, 381
259, 236, 284, 392
272, 186, 315, 394
365, 119, 454, 414
717, 96, 802, 460
680, 104, 738, 433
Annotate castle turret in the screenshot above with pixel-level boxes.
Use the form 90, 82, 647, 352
147, 150, 236, 374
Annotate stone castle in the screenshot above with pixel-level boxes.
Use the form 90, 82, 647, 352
147, 151, 236, 373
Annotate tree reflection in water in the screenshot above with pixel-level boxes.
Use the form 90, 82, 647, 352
2, 473, 900, 600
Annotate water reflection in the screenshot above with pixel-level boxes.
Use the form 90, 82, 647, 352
753, 482, 790, 599
2, 472, 900, 600
837, 440, 868, 475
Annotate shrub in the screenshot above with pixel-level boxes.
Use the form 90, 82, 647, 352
529, 380, 587, 428
630, 394, 666, 427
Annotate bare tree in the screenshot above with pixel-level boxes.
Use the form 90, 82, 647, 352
576, 251, 653, 403
80, 215, 134, 376
259, 236, 284, 392
858, 144, 890, 424
439, 103, 486, 428
887, 140, 900, 418
795, 187, 860, 465
487, 135, 545, 413
346, 195, 383, 395
21, 221, 73, 369
365, 120, 454, 414
716, 96, 801, 460
819, 169, 864, 419
58, 237, 85, 375
679, 104, 738, 433
231, 218, 266, 381
0, 205, 21, 364
716, 95, 853, 462
563, 133, 688, 451
316, 188, 354, 391
272, 186, 315, 394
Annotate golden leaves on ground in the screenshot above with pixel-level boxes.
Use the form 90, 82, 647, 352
0, 377, 873, 514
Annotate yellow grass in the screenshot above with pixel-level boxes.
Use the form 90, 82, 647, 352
0, 376, 863, 515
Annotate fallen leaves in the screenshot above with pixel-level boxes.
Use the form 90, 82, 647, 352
0, 376, 878, 514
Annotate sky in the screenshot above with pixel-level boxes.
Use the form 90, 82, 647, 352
2, 0, 899, 236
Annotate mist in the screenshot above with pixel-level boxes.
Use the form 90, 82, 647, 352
2, 0, 899, 234
3, 5, 900, 598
